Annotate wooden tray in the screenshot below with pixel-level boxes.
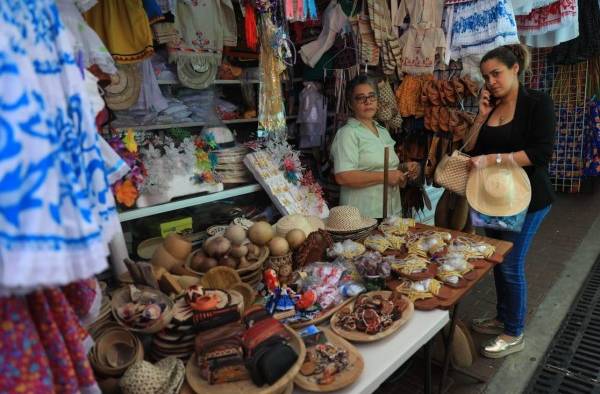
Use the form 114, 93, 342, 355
330, 291, 414, 343
294, 327, 364, 392
289, 297, 356, 329
185, 326, 305, 394
387, 259, 497, 310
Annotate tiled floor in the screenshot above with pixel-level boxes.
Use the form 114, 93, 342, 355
375, 188, 600, 394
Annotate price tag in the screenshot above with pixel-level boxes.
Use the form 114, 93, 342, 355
160, 217, 193, 237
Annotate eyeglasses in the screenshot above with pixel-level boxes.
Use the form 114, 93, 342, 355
353, 93, 378, 104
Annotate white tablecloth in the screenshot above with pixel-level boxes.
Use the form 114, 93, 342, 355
294, 309, 450, 394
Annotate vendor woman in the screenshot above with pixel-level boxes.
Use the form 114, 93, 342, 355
331, 75, 419, 219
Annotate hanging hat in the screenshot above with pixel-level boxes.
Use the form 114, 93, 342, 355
120, 357, 185, 394
466, 164, 531, 217
325, 206, 377, 233
274, 214, 325, 237
104, 64, 142, 110
177, 58, 217, 89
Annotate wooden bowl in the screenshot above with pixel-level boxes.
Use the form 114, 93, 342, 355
111, 285, 174, 334
294, 327, 364, 392
185, 326, 306, 394
151, 244, 185, 272
330, 291, 414, 343
199, 266, 241, 289
164, 233, 193, 261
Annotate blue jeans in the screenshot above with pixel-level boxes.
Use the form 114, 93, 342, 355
485, 205, 551, 336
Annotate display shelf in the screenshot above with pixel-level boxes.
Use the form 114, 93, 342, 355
111, 115, 298, 132
118, 183, 262, 222
157, 78, 303, 85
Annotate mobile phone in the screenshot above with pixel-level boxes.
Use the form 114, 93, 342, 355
484, 87, 497, 106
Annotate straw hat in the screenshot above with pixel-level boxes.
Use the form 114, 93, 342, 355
201, 126, 234, 146
120, 357, 185, 394
274, 214, 325, 237
104, 64, 141, 110
177, 58, 217, 89
466, 164, 531, 217
325, 206, 377, 233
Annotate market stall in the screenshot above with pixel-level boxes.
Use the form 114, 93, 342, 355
3, 0, 600, 394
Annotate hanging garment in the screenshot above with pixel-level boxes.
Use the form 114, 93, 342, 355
517, 0, 579, 48
85, 0, 155, 63
393, 0, 446, 74
512, 0, 556, 16
300, 0, 349, 68
130, 58, 169, 112
0, 280, 101, 394
57, 0, 117, 74
143, 0, 165, 24
549, 0, 600, 64
449, 0, 519, 59
0, 0, 121, 295
298, 82, 327, 148
168, 0, 237, 89
368, 0, 403, 75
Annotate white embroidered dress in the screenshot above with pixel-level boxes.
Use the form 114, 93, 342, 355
0, 0, 121, 295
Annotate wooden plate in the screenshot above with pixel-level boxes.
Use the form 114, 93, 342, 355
230, 282, 256, 309
330, 291, 414, 343
199, 267, 241, 289
294, 327, 364, 392
289, 297, 356, 329
185, 326, 306, 394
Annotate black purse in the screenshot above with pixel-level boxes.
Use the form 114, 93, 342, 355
245, 337, 298, 386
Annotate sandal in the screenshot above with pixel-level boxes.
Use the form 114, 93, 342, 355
439, 106, 450, 132
461, 75, 479, 97
430, 106, 440, 132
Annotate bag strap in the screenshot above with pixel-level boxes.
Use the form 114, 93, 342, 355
457, 107, 495, 152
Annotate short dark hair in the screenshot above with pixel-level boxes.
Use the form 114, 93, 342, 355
346, 74, 378, 106
481, 44, 531, 77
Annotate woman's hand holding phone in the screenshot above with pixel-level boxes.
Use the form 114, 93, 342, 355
479, 88, 496, 117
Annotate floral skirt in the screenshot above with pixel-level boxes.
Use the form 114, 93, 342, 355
0, 280, 100, 394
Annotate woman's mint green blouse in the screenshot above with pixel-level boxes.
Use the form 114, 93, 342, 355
330, 118, 402, 219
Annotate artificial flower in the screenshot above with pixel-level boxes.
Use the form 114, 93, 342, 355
114, 179, 138, 207
124, 129, 138, 152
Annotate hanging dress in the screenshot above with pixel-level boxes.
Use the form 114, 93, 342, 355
449, 0, 519, 59
517, 0, 579, 48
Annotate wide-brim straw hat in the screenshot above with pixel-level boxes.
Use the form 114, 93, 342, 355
120, 357, 185, 394
177, 58, 217, 89
274, 214, 325, 237
105, 64, 141, 110
466, 164, 531, 217
325, 206, 377, 233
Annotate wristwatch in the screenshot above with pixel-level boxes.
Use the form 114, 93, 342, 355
496, 153, 502, 165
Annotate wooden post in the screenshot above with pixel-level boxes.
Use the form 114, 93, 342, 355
383, 147, 389, 219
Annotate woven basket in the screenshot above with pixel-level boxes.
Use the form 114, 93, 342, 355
433, 150, 471, 196
268, 252, 293, 283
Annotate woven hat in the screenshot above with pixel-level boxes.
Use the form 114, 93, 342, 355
104, 64, 142, 110
120, 357, 185, 394
466, 164, 531, 217
325, 206, 377, 233
201, 126, 234, 146
177, 58, 217, 89
274, 214, 325, 237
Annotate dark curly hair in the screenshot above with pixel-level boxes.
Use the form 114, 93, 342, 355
481, 44, 531, 77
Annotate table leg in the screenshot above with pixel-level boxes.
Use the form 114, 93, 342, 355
438, 304, 459, 394
424, 339, 433, 394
